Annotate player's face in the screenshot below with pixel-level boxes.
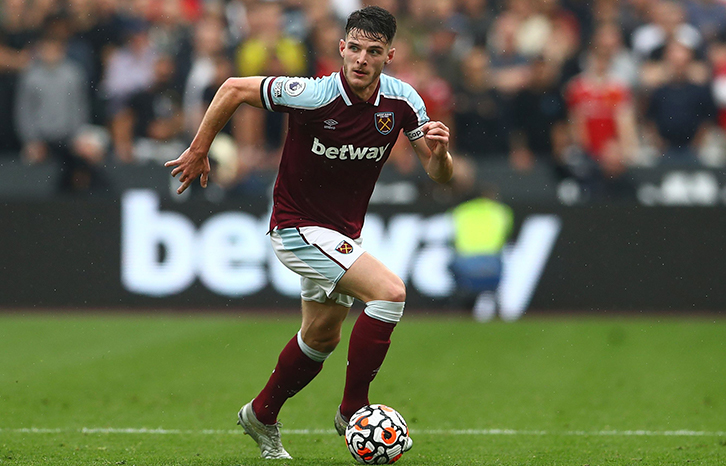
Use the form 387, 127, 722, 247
340, 29, 395, 100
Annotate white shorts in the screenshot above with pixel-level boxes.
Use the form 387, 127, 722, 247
270, 226, 365, 307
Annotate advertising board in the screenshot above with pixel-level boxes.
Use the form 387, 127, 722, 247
1, 190, 724, 313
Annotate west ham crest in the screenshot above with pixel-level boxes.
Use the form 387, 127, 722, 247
374, 112, 394, 135
335, 241, 354, 254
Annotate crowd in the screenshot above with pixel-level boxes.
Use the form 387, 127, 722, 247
1, 0, 725, 198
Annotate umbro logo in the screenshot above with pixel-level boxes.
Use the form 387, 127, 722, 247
324, 119, 338, 130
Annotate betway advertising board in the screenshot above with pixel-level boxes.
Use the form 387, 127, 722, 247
1, 190, 724, 313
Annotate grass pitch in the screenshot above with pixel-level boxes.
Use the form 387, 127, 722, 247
1, 312, 725, 465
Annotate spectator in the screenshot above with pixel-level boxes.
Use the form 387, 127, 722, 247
498, 0, 581, 74
70, 0, 127, 124
631, 0, 703, 61
147, 0, 193, 59
234, 2, 306, 78
706, 31, 726, 166
233, 2, 307, 173
449, 184, 514, 322
562, 21, 640, 93
616, 0, 656, 49
487, 13, 531, 98
595, 21, 640, 89
510, 56, 569, 171
538, 0, 581, 68
710, 31, 726, 135
19, 0, 60, 33
111, 55, 185, 163
425, 0, 467, 85
645, 40, 717, 165
457, 0, 494, 48
182, 14, 228, 136
146, 0, 196, 96
564, 43, 639, 198
223, 0, 250, 46
684, 0, 726, 44
307, 15, 344, 78
452, 47, 509, 159
0, 0, 32, 155
504, 0, 550, 59
42, 13, 94, 89
100, 19, 158, 118
14, 32, 104, 193
5, 0, 726, 200
283, 0, 335, 43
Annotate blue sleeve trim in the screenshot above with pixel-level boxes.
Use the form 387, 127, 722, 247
267, 75, 340, 111
379, 74, 430, 127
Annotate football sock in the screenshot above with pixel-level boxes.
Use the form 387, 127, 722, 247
295, 330, 333, 362
340, 300, 404, 420
252, 332, 327, 425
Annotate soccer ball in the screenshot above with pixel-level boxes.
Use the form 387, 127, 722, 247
344, 404, 409, 464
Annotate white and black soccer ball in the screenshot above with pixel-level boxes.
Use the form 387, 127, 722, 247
344, 404, 409, 464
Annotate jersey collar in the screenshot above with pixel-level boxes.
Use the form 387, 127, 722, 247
336, 69, 382, 107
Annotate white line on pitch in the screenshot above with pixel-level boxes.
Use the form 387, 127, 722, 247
1, 428, 725, 437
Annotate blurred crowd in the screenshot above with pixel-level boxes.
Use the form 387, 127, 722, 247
1, 0, 726, 199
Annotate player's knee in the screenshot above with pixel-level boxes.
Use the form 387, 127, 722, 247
301, 325, 342, 353
315, 329, 342, 353
310, 334, 341, 354
381, 276, 406, 303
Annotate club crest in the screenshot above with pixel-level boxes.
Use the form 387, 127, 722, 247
335, 241, 354, 254
374, 112, 394, 135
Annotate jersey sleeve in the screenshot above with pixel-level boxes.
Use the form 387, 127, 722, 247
398, 82, 430, 141
260, 76, 337, 113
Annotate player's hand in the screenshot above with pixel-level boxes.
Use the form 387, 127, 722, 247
422, 121, 450, 158
165, 148, 211, 194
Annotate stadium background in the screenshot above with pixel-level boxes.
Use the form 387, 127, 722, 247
1, 0, 725, 316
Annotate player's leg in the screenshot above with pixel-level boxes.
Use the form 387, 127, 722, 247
240, 295, 350, 459
239, 227, 356, 458
251, 297, 349, 425
334, 253, 406, 421
246, 226, 357, 424
300, 296, 351, 353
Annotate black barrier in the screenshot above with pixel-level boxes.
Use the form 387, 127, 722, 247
0, 190, 724, 313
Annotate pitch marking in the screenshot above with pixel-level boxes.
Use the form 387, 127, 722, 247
1, 428, 724, 437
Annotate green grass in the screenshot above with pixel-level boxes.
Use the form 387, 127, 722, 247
1, 313, 725, 465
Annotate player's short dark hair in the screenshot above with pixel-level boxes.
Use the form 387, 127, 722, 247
345, 6, 397, 45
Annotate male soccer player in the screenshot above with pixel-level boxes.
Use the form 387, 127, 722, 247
166, 6, 453, 459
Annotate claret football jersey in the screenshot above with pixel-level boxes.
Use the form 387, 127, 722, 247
260, 69, 429, 239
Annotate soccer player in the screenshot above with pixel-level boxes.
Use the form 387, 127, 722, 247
165, 6, 453, 459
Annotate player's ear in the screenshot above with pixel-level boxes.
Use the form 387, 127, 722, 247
386, 47, 395, 65
339, 39, 346, 57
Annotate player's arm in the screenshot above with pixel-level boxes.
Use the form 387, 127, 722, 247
410, 121, 454, 184
165, 76, 266, 194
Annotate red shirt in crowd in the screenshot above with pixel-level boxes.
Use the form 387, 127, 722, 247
565, 75, 631, 159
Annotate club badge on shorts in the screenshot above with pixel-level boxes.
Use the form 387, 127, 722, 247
374, 112, 394, 135
335, 240, 354, 254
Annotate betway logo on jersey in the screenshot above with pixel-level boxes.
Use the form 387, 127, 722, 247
312, 137, 389, 162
